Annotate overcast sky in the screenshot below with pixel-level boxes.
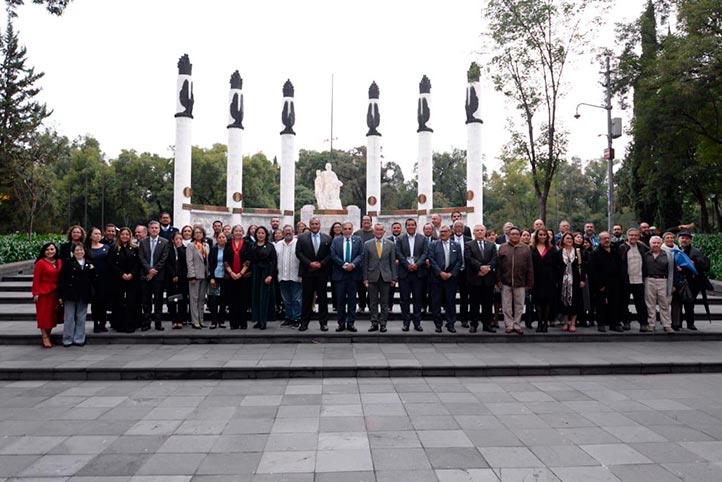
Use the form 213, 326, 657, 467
11, 0, 647, 178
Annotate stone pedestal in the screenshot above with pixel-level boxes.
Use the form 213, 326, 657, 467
301, 205, 361, 232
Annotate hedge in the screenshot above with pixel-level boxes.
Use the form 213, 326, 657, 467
0, 233, 65, 265
693, 234, 722, 281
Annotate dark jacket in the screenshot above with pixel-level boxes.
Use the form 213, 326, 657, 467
58, 257, 95, 303
109, 244, 141, 284
330, 235, 364, 282
396, 233, 429, 279
166, 244, 188, 284
428, 239, 463, 281
138, 236, 170, 280
295, 231, 332, 278
589, 245, 622, 293
465, 238, 497, 287
530, 245, 559, 301
497, 243, 534, 288
618, 242, 649, 284
209, 244, 227, 280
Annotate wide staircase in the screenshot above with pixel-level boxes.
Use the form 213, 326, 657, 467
2, 265, 722, 380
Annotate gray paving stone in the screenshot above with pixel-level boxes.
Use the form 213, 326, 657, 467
156, 435, 218, 453
425, 447, 490, 469
495, 468, 561, 481
210, 434, 267, 452
529, 445, 599, 467
75, 453, 152, 476
662, 462, 722, 482
375, 470, 439, 482
0, 455, 40, 477
256, 451, 316, 474
195, 452, 263, 475
371, 448, 431, 471
264, 433, 317, 452
580, 444, 653, 465
678, 441, 722, 462
630, 442, 705, 463
19, 453, 95, 477
49, 435, 118, 454
0, 436, 67, 455
319, 416, 366, 432
315, 448, 373, 472
609, 463, 683, 482
103, 435, 168, 454
435, 468, 501, 481
478, 446, 544, 468
135, 452, 206, 475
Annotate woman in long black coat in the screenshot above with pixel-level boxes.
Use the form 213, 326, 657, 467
556, 232, 586, 333
530, 228, 560, 333
167, 232, 189, 329
108, 227, 141, 333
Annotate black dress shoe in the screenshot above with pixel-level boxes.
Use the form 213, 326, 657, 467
380, 326, 387, 333
298, 324, 308, 332
622, 322, 631, 331
414, 326, 423, 332
140, 326, 151, 332
469, 327, 477, 333
435, 327, 442, 333
461, 322, 469, 328
482, 325, 496, 333
610, 325, 624, 332
597, 326, 607, 332
336, 325, 345, 332
320, 325, 328, 332
687, 324, 698, 331
368, 325, 379, 332
447, 326, 456, 333
347, 326, 357, 333
155, 325, 165, 331
402, 326, 410, 332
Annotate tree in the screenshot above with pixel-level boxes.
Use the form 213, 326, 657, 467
242, 152, 279, 209
0, 16, 51, 226
484, 0, 607, 222
432, 149, 467, 208
5, 0, 72, 17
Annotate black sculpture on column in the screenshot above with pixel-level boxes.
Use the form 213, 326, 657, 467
417, 75, 433, 133
228, 70, 244, 129
280, 80, 296, 135
465, 62, 483, 125
176, 54, 194, 119
366, 81, 381, 137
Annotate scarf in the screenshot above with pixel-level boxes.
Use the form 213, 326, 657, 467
193, 240, 206, 259
231, 239, 244, 273
562, 247, 576, 307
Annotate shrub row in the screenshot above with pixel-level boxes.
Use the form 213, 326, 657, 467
0, 233, 65, 265
694, 234, 722, 281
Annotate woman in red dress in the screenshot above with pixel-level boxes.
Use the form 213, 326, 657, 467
32, 242, 63, 348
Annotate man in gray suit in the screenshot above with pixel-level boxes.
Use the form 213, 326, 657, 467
364, 223, 398, 332
139, 220, 170, 331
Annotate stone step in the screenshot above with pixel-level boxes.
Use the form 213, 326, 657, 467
1, 340, 722, 381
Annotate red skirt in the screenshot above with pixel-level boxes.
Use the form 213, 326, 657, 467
36, 292, 61, 330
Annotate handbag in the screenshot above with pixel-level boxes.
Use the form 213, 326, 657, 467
677, 279, 695, 304
167, 293, 185, 304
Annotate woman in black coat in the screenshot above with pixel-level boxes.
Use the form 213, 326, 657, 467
530, 228, 559, 333
108, 227, 141, 333
208, 232, 228, 329
556, 232, 586, 333
58, 243, 95, 346
167, 232, 189, 329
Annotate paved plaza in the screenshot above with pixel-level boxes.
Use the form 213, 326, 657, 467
0, 374, 722, 481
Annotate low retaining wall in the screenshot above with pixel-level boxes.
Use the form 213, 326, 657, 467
0, 260, 33, 277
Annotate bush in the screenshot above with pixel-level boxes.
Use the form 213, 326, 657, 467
0, 233, 65, 264
694, 234, 722, 280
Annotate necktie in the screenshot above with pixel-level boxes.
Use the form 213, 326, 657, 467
444, 241, 450, 270
376, 239, 382, 258
313, 234, 319, 255
345, 238, 351, 263
150, 238, 156, 268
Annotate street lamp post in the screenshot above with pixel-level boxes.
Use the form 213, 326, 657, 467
574, 56, 621, 233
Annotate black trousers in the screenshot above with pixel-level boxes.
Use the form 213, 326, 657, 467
469, 283, 494, 328
622, 283, 648, 326
207, 278, 228, 324
432, 277, 458, 328
356, 280, 368, 311
227, 277, 250, 328
457, 272, 469, 324
595, 284, 620, 328
399, 274, 425, 327
141, 276, 165, 327
113, 281, 140, 333
166, 280, 188, 325
302, 276, 329, 326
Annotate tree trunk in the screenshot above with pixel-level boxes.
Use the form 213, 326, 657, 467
692, 187, 710, 233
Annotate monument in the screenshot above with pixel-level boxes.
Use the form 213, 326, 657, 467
416, 75, 433, 224
366, 81, 382, 217
314, 163, 343, 210
465, 62, 484, 226
173, 54, 194, 228
227, 70, 244, 225
279, 80, 297, 227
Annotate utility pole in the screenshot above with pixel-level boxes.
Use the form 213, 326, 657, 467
329, 73, 334, 163
574, 55, 621, 233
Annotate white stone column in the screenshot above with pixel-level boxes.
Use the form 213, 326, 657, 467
465, 63, 484, 226
226, 70, 244, 226
416, 75, 433, 223
279, 80, 296, 227
173, 54, 194, 228
366, 81, 382, 218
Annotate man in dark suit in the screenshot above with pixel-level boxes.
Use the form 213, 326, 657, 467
449, 211, 471, 237
429, 225, 462, 333
158, 212, 179, 241
396, 218, 428, 332
387, 222, 403, 310
452, 220, 472, 328
354, 215, 375, 313
364, 223, 398, 332
330, 222, 364, 332
139, 220, 170, 331
295, 217, 332, 331
465, 224, 497, 333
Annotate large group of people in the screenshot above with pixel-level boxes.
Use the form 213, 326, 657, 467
31, 211, 714, 347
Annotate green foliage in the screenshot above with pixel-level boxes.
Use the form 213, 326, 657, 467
693, 234, 722, 280
432, 149, 467, 208
5, 0, 71, 17
0, 233, 63, 264
243, 152, 279, 208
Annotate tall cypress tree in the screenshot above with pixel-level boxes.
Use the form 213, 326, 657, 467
0, 16, 51, 218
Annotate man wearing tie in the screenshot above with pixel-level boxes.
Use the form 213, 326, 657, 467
364, 223, 397, 332
158, 212, 179, 241
295, 217, 332, 332
465, 224, 498, 333
429, 225, 462, 333
396, 218, 428, 331
139, 221, 170, 331
330, 222, 364, 332
452, 220, 472, 328
387, 222, 403, 311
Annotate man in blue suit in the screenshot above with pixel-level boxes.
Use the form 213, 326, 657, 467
330, 222, 364, 332
429, 225, 462, 333
396, 218, 429, 332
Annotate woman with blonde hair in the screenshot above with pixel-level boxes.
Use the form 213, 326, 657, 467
108, 227, 141, 333
59, 225, 86, 260
187, 226, 210, 329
